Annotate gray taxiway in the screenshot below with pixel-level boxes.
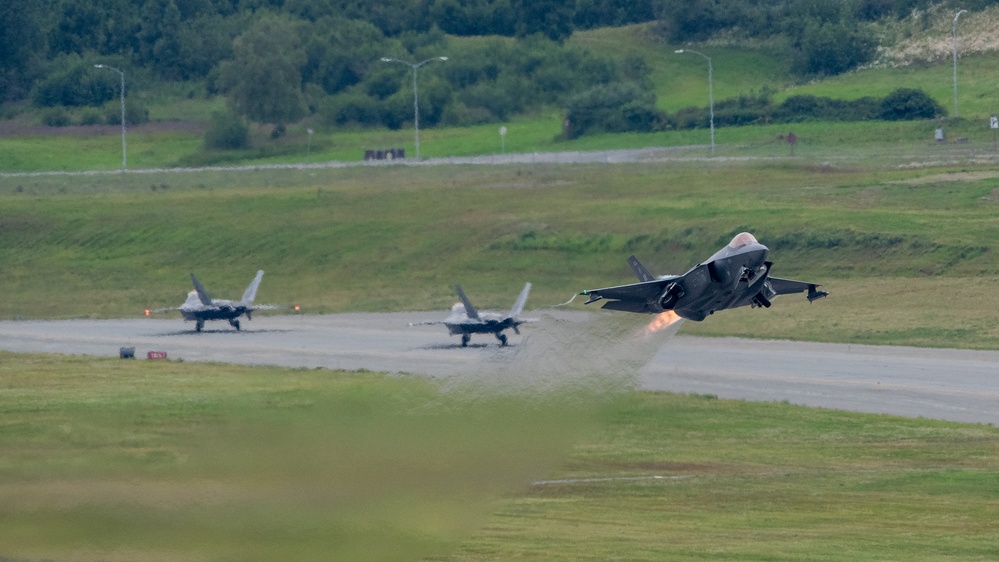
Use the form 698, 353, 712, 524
0, 312, 996, 426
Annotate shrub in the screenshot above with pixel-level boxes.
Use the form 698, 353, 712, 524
204, 110, 250, 150
41, 107, 71, 127
321, 92, 383, 127
79, 109, 103, 125
103, 100, 149, 126
32, 55, 118, 107
880, 88, 944, 121
563, 83, 666, 139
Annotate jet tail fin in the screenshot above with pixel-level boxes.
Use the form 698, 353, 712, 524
455, 285, 480, 319
509, 282, 531, 318
628, 256, 656, 282
241, 270, 265, 305
190, 273, 213, 305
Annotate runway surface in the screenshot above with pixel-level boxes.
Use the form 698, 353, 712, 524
1, 312, 997, 425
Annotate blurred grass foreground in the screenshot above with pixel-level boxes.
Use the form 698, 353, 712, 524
0, 352, 618, 561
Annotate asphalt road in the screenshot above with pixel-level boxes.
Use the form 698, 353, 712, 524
1, 311, 997, 426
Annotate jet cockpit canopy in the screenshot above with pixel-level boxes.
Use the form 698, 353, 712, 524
728, 232, 759, 249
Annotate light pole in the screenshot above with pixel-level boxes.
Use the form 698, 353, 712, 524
675, 49, 714, 154
380, 56, 447, 159
94, 64, 126, 171
952, 9, 968, 119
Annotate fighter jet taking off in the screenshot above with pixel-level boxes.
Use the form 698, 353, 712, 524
413, 283, 536, 346
581, 232, 827, 321
147, 270, 289, 332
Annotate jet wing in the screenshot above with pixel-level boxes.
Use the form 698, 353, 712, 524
582, 278, 676, 304
769, 277, 829, 302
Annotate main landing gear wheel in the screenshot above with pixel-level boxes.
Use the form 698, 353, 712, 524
229, 319, 241, 331
497, 333, 508, 347
461, 334, 471, 347
195, 320, 204, 332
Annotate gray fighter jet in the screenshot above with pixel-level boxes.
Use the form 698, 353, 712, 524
147, 270, 286, 332
413, 283, 536, 346
581, 232, 827, 321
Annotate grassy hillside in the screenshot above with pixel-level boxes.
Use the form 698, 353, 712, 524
6, 10, 999, 172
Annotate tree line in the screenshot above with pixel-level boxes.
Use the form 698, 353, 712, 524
1, 0, 981, 137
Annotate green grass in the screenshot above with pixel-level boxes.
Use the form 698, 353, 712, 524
0, 352, 608, 561
3, 154, 999, 347
2, 352, 997, 561
449, 393, 999, 560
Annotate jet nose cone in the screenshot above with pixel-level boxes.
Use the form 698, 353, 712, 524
747, 247, 768, 267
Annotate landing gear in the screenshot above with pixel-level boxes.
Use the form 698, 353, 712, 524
195, 320, 204, 332
497, 333, 508, 347
461, 334, 471, 347
229, 319, 241, 331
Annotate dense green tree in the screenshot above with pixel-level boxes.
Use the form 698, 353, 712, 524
430, 0, 515, 36
303, 17, 389, 95
217, 13, 308, 124
0, 1, 49, 101
512, 0, 574, 42
573, 0, 657, 30
791, 18, 875, 76
48, 0, 141, 57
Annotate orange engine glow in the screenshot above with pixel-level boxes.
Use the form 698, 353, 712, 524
645, 310, 681, 334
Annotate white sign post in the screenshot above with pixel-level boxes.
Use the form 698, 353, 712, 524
992, 117, 998, 151
499, 126, 507, 154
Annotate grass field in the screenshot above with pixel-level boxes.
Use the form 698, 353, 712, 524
2, 352, 997, 561
3, 149, 999, 348
0, 352, 611, 561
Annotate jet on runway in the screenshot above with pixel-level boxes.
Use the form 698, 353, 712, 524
413, 283, 536, 346
148, 270, 287, 332
581, 232, 827, 321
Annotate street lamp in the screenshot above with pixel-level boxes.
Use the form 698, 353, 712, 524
94, 64, 126, 171
952, 9, 968, 118
380, 56, 447, 159
675, 49, 714, 154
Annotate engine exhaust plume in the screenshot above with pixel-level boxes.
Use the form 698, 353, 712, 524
645, 310, 682, 335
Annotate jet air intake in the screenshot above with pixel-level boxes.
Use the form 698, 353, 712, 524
658, 283, 684, 311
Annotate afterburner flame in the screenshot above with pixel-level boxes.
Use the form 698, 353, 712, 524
645, 310, 682, 334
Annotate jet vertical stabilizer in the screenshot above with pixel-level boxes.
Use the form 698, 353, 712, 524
455, 285, 480, 319
509, 282, 531, 318
241, 270, 265, 305
190, 273, 213, 305
627, 256, 656, 282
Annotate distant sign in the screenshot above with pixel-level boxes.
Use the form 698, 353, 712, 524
147, 351, 168, 360
991, 116, 998, 129
786, 131, 797, 145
